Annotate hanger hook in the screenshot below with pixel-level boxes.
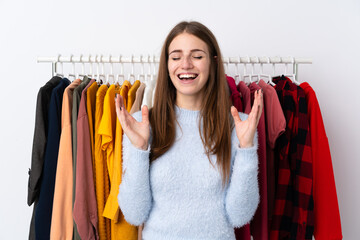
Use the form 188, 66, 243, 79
88, 54, 93, 78
272, 57, 276, 77
79, 54, 85, 78
293, 57, 298, 81
56, 54, 63, 77
260, 57, 264, 75
120, 54, 124, 75
108, 54, 113, 84
250, 58, 255, 83
140, 54, 145, 81
96, 55, 100, 82
70, 54, 76, 79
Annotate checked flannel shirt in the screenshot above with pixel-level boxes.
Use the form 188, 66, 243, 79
270, 76, 314, 240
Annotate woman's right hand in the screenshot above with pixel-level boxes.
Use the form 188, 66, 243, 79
115, 94, 150, 150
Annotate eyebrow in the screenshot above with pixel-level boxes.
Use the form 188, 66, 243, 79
169, 49, 207, 55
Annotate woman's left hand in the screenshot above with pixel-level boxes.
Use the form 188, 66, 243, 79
231, 89, 264, 148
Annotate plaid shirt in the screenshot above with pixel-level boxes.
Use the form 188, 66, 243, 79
270, 76, 314, 239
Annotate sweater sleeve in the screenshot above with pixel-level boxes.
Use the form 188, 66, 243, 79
225, 112, 260, 228
118, 111, 152, 226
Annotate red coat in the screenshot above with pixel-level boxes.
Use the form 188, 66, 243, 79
300, 82, 342, 240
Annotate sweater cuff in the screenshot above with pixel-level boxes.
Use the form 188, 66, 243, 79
128, 142, 150, 158
123, 140, 151, 178
234, 144, 258, 168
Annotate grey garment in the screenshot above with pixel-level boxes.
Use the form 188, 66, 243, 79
28, 76, 62, 206
71, 76, 91, 240
28, 76, 61, 240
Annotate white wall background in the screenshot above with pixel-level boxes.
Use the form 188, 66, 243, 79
0, 0, 359, 239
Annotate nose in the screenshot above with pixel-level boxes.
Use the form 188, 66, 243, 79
181, 56, 193, 69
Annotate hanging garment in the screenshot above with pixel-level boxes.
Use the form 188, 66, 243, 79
35, 78, 70, 239
300, 82, 342, 240
50, 79, 81, 239
28, 76, 62, 240
94, 84, 111, 240
127, 80, 141, 112
258, 79, 286, 231
101, 84, 120, 220
86, 81, 99, 173
98, 84, 118, 190
249, 82, 268, 240
234, 80, 252, 240
99, 82, 138, 239
113, 81, 138, 239
72, 76, 91, 240
128, 81, 147, 240
237, 81, 251, 114
27, 76, 62, 206
73, 79, 100, 240
130, 82, 146, 115
270, 76, 314, 240
141, 78, 156, 108
226, 75, 243, 112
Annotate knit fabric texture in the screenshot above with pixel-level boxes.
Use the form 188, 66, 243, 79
118, 106, 260, 240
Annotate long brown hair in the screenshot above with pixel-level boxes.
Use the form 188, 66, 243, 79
150, 21, 232, 188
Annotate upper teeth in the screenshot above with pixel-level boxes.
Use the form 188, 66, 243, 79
179, 74, 197, 79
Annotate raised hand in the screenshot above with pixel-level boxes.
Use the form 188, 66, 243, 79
115, 94, 150, 150
231, 89, 263, 148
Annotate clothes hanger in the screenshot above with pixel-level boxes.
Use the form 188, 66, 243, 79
244, 62, 259, 84
136, 55, 146, 83
258, 57, 275, 86
86, 54, 94, 79
283, 57, 300, 85
128, 55, 136, 85
106, 55, 115, 85
143, 55, 151, 85
234, 56, 241, 85
98, 55, 106, 85
242, 56, 256, 85
149, 54, 157, 85
54, 54, 64, 78
95, 55, 102, 84
78, 54, 87, 80
252, 56, 260, 83
116, 55, 125, 86
67, 55, 77, 81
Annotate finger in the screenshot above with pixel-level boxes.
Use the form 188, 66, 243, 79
249, 89, 263, 126
254, 90, 263, 126
255, 90, 263, 123
248, 90, 259, 122
115, 94, 122, 118
115, 94, 130, 128
118, 93, 126, 112
230, 106, 242, 123
141, 105, 149, 124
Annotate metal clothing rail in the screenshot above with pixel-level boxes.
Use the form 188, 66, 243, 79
37, 55, 312, 79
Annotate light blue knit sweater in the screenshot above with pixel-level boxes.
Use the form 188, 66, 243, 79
118, 106, 259, 240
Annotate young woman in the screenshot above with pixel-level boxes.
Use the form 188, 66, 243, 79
115, 21, 263, 240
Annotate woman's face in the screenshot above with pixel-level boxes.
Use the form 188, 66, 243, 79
168, 32, 211, 103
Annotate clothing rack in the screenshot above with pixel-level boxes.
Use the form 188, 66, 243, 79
37, 55, 312, 81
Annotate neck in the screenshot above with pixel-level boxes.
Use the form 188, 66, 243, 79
175, 93, 203, 111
